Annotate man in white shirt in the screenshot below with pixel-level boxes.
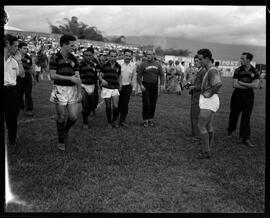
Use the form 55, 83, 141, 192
4, 34, 20, 148
117, 49, 136, 127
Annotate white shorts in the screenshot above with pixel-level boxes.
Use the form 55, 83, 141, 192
100, 87, 120, 99
50, 85, 82, 106
199, 94, 220, 113
81, 84, 95, 95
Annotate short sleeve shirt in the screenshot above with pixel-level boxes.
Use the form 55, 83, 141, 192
233, 65, 259, 84
50, 51, 79, 86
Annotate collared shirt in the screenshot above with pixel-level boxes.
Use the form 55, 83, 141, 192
117, 59, 136, 86
233, 65, 259, 88
4, 56, 19, 86
50, 51, 79, 86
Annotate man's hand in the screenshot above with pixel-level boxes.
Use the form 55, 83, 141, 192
140, 84, 146, 92
202, 91, 211, 98
101, 79, 108, 87
70, 75, 81, 85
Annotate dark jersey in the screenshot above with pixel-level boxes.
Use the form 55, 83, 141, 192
49, 51, 79, 86
100, 61, 121, 89
79, 59, 99, 85
233, 65, 259, 84
21, 54, 32, 74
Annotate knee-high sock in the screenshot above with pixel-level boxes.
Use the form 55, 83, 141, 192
65, 118, 76, 133
200, 132, 210, 153
113, 107, 119, 122
56, 121, 65, 143
208, 131, 214, 147
106, 107, 112, 123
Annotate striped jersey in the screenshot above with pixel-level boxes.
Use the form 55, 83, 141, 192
101, 61, 121, 89
79, 59, 99, 85
49, 51, 79, 86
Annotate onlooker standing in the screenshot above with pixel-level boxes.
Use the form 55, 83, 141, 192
4, 34, 20, 149
137, 49, 165, 127
227, 52, 259, 147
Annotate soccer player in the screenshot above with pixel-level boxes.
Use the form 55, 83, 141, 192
99, 50, 122, 128
196, 49, 222, 159
17, 42, 34, 116
137, 49, 165, 127
79, 47, 100, 129
4, 34, 20, 149
117, 49, 136, 127
189, 55, 206, 137
227, 52, 259, 147
49, 34, 81, 151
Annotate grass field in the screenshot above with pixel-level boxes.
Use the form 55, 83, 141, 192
5, 77, 265, 213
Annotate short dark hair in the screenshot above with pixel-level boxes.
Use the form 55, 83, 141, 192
83, 46, 94, 54
215, 61, 220, 67
108, 49, 117, 55
123, 49, 133, 55
60, 34, 76, 47
181, 61, 185, 65
242, 52, 253, 61
18, 41, 27, 49
194, 54, 199, 60
197, 48, 212, 60
4, 34, 18, 47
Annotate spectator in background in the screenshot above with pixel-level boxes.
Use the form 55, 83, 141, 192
180, 61, 186, 81
36, 46, 49, 80
215, 61, 222, 76
18, 41, 34, 116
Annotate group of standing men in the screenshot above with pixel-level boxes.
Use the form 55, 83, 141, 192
4, 33, 261, 159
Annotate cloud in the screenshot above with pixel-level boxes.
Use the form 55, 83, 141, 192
4, 5, 266, 47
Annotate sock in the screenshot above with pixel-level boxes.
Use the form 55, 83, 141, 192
209, 131, 214, 147
65, 118, 76, 133
113, 107, 119, 122
56, 121, 65, 143
200, 132, 210, 153
82, 112, 88, 124
106, 107, 112, 123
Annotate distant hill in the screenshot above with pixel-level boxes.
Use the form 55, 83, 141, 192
125, 35, 266, 64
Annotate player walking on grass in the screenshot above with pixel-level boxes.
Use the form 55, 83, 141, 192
99, 50, 122, 128
79, 47, 100, 129
137, 49, 165, 127
196, 49, 222, 159
117, 49, 136, 127
49, 34, 81, 151
227, 52, 259, 147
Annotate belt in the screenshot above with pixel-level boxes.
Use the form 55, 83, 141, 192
4, 85, 16, 87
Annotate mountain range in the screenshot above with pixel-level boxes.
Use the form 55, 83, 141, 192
125, 35, 266, 64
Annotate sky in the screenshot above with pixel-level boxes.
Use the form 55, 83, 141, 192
4, 6, 266, 47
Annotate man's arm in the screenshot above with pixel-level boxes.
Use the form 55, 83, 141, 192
233, 79, 249, 89
131, 66, 137, 90
238, 80, 259, 89
159, 64, 165, 86
203, 69, 222, 98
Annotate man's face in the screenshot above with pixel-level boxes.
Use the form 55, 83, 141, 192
197, 54, 207, 67
240, 55, 249, 66
20, 46, 28, 55
146, 50, 154, 62
124, 51, 132, 63
109, 52, 117, 63
194, 58, 201, 68
64, 41, 76, 53
10, 41, 19, 56
83, 51, 93, 62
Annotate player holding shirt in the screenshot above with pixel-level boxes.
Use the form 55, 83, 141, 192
49, 34, 81, 151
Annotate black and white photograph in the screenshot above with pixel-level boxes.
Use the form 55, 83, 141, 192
3, 5, 267, 213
